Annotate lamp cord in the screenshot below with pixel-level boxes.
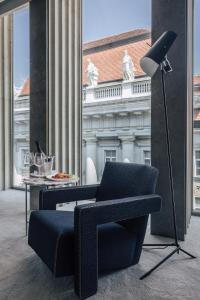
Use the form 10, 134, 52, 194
160, 65, 178, 246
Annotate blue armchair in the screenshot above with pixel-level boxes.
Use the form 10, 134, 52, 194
28, 162, 161, 299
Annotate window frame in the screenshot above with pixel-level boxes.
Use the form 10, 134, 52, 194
104, 149, 117, 163
143, 150, 151, 166
0, 2, 30, 190
195, 149, 200, 177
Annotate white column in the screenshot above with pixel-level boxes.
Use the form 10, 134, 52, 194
85, 138, 97, 184
120, 136, 135, 163
48, 0, 82, 176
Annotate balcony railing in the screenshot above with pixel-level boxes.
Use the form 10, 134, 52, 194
132, 80, 151, 94
83, 78, 151, 103
95, 85, 122, 99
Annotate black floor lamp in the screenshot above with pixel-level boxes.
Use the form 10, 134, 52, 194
140, 31, 196, 280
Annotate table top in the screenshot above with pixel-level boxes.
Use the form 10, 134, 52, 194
23, 175, 79, 186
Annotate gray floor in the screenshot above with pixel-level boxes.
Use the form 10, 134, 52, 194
0, 189, 200, 300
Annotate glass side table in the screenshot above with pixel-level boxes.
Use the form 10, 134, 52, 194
23, 176, 79, 235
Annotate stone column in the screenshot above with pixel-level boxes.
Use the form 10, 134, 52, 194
85, 137, 97, 184
30, 0, 48, 210
151, 0, 193, 240
119, 136, 135, 163
30, 0, 48, 155
48, 0, 82, 175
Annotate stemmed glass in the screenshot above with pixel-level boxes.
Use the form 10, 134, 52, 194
23, 152, 35, 178
24, 152, 35, 167
44, 156, 55, 175
34, 153, 45, 176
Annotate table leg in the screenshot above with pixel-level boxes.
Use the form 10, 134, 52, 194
25, 183, 28, 236
76, 181, 78, 206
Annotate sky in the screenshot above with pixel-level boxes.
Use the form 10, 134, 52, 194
83, 0, 200, 74
194, 0, 200, 74
83, 0, 151, 42
13, 7, 30, 88
13, 0, 200, 87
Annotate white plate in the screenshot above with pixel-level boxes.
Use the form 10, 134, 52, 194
30, 173, 46, 178
46, 174, 76, 182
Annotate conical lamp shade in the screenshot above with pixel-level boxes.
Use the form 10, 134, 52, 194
140, 31, 177, 77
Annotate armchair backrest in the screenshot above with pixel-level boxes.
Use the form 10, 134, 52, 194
96, 162, 158, 202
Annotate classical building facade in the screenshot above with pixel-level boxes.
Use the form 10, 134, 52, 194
13, 29, 200, 210
82, 29, 151, 184
13, 80, 30, 186
193, 75, 200, 209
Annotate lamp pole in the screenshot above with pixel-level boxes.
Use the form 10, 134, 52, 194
160, 63, 178, 247
140, 58, 196, 280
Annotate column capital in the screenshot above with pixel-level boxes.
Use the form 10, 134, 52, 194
118, 135, 135, 143
85, 136, 97, 144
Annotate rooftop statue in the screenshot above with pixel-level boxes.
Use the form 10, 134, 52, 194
87, 58, 99, 87
123, 50, 136, 81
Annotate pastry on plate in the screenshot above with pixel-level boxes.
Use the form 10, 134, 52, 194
52, 172, 72, 179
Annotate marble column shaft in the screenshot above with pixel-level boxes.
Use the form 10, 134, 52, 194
48, 0, 82, 176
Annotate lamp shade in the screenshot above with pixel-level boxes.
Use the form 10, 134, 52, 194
140, 31, 177, 77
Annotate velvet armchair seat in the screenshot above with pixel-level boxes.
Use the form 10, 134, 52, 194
28, 162, 161, 299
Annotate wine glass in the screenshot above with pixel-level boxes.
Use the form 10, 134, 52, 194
24, 152, 35, 167
34, 153, 45, 176
23, 152, 35, 177
44, 156, 55, 175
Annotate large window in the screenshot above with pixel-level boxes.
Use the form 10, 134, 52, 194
193, 0, 200, 212
13, 6, 30, 187
82, 0, 151, 184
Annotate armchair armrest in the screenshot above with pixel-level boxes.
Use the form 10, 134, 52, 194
74, 194, 161, 299
39, 184, 99, 210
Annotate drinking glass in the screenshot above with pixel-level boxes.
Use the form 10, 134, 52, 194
34, 153, 45, 176
23, 152, 35, 177
24, 152, 35, 167
44, 156, 55, 175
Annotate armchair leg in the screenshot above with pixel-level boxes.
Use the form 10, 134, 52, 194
75, 226, 98, 299
75, 276, 97, 300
